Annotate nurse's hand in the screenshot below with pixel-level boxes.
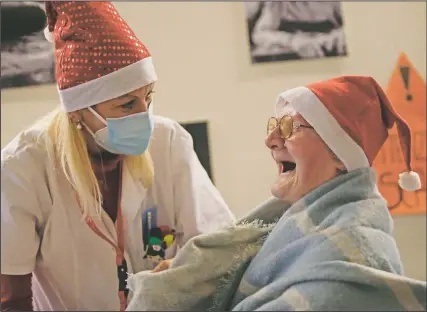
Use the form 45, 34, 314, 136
152, 259, 173, 273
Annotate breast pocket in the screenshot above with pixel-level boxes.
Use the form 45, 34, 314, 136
141, 206, 176, 270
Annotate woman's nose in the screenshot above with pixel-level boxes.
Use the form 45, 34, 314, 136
265, 126, 282, 149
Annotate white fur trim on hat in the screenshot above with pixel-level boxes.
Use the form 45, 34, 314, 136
58, 57, 157, 112
44, 26, 54, 43
276, 86, 370, 171
398, 171, 421, 191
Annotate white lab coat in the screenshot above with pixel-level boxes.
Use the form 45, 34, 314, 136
1, 115, 235, 311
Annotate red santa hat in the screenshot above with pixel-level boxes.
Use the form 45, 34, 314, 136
276, 75, 421, 192
44, 1, 157, 112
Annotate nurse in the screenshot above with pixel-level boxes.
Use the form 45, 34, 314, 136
0, 2, 234, 311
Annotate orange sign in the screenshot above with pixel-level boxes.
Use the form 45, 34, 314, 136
373, 53, 426, 215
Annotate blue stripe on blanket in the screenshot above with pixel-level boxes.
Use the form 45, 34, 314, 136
234, 224, 410, 304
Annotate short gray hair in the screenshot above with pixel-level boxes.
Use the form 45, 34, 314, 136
326, 146, 348, 175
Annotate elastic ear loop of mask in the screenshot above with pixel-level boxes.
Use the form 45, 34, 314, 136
80, 120, 98, 141
80, 107, 107, 138
80, 108, 107, 164
88, 106, 108, 125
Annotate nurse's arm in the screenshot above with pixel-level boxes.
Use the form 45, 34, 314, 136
1, 165, 41, 311
170, 123, 235, 247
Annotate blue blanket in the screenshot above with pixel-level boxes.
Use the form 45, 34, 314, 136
227, 168, 426, 311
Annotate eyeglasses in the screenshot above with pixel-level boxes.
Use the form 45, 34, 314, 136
267, 115, 314, 139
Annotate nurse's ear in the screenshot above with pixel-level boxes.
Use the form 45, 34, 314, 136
68, 111, 83, 129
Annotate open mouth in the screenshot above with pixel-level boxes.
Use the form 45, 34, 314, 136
279, 161, 296, 174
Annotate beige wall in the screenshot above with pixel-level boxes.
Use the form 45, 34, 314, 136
1, 2, 426, 280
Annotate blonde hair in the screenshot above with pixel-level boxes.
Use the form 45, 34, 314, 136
35, 108, 154, 218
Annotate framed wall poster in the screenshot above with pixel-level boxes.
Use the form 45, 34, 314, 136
245, 1, 348, 64
1, 2, 55, 89
180, 121, 214, 183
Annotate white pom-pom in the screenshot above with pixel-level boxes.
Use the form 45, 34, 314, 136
44, 27, 54, 43
398, 171, 421, 191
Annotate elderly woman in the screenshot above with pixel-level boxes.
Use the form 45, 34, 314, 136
126, 75, 426, 311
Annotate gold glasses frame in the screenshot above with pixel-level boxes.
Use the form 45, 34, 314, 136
267, 115, 314, 139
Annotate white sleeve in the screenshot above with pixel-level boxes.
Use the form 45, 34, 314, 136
1, 163, 40, 275
170, 123, 235, 247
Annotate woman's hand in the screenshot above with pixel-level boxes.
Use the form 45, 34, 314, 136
152, 259, 173, 273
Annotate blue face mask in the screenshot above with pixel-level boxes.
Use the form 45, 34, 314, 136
85, 105, 154, 155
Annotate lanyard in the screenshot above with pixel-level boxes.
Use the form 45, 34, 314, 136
75, 162, 128, 311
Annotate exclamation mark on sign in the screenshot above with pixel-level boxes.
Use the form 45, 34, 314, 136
399, 66, 412, 101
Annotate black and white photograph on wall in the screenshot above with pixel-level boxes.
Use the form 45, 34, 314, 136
1, 2, 55, 89
245, 1, 348, 64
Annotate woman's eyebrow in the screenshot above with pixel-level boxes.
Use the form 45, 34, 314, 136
113, 89, 152, 106
116, 93, 138, 100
